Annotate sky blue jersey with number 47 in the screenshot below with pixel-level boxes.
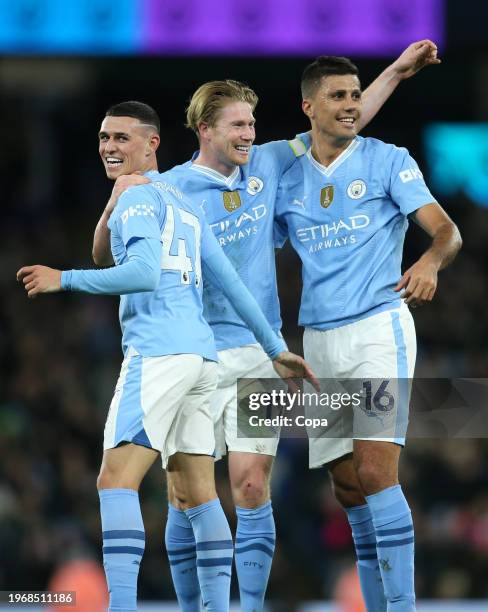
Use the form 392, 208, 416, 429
61, 176, 286, 361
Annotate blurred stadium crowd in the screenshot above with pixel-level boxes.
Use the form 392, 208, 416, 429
1, 57, 487, 605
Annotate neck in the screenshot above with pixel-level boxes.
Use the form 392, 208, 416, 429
193, 149, 237, 178
310, 128, 355, 167
143, 158, 158, 173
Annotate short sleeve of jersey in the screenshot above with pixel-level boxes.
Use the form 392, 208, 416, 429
256, 131, 310, 176
386, 146, 437, 217
109, 185, 162, 247
289, 131, 311, 155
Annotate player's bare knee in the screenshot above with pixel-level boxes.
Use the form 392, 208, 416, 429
96, 470, 125, 491
171, 479, 190, 508
335, 487, 365, 508
97, 464, 114, 490
356, 460, 397, 496
176, 491, 216, 510
232, 472, 270, 508
171, 480, 215, 509
96, 464, 140, 491
331, 478, 365, 507
166, 481, 178, 508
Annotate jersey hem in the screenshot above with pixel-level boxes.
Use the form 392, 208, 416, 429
213, 326, 282, 352
304, 299, 402, 332
121, 348, 218, 362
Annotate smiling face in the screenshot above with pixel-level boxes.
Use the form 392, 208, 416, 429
302, 74, 362, 145
98, 115, 159, 179
198, 100, 256, 173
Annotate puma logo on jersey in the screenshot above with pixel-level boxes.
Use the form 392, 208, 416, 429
292, 196, 307, 209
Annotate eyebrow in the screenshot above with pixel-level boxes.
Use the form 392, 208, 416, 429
328, 88, 361, 95
98, 131, 130, 138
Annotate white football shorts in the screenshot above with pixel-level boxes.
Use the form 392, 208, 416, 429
104, 347, 218, 468
213, 343, 281, 459
304, 303, 416, 468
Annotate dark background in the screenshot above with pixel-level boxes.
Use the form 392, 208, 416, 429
1, 1, 488, 606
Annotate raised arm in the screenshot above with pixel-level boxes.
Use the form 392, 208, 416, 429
359, 40, 441, 131
394, 203, 462, 307
93, 173, 151, 266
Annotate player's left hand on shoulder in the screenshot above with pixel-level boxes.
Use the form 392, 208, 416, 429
113, 172, 150, 199
273, 351, 320, 392
394, 259, 438, 308
16, 265, 62, 298
394, 39, 441, 79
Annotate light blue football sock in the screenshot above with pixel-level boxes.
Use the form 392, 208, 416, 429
99, 488, 145, 612
345, 504, 386, 612
235, 501, 276, 612
165, 504, 201, 611
185, 498, 233, 612
366, 485, 415, 612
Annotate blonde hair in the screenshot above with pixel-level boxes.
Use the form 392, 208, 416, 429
185, 80, 258, 135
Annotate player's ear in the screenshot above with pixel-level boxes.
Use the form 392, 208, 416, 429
198, 121, 210, 142
148, 133, 160, 153
302, 98, 313, 120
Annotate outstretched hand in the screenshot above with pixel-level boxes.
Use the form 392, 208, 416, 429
273, 351, 320, 392
16, 265, 62, 298
392, 39, 441, 80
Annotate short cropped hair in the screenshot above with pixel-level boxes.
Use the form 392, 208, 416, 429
301, 56, 359, 99
185, 80, 258, 135
105, 101, 160, 134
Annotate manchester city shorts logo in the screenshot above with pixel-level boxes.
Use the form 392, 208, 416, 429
347, 179, 367, 199
320, 185, 334, 208
247, 176, 264, 195
223, 190, 242, 212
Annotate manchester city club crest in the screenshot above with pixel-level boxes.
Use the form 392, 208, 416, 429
247, 176, 264, 195
223, 190, 242, 212
320, 184, 334, 208
347, 179, 367, 199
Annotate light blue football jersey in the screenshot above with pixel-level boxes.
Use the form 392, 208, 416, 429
275, 136, 437, 330
163, 135, 309, 350
107, 177, 219, 359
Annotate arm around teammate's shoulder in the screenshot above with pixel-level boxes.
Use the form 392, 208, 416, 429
92, 173, 152, 267
92, 207, 115, 267
395, 202, 462, 307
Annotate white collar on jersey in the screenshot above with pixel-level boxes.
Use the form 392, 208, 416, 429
306, 137, 361, 177
189, 163, 240, 188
